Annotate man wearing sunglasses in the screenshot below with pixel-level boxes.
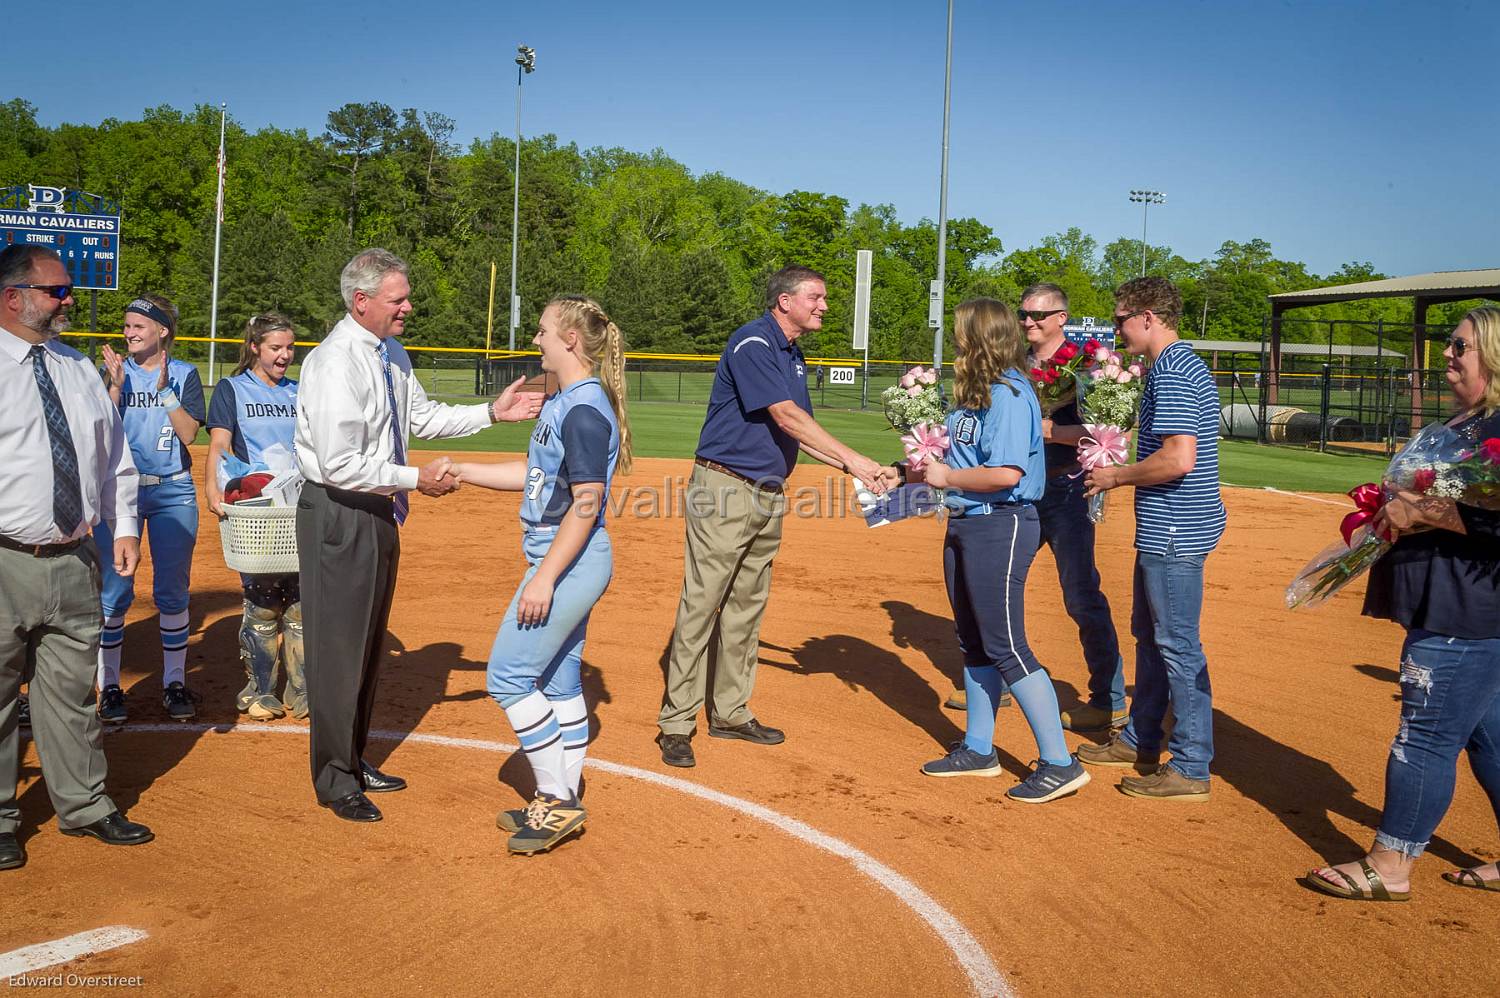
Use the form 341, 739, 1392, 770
1022, 283, 1127, 732
0, 245, 153, 871
1078, 277, 1225, 801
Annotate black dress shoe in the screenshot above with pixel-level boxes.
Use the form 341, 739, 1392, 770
360, 760, 407, 793
60, 811, 155, 846
0, 831, 25, 870
320, 792, 382, 822
707, 718, 785, 745
656, 732, 695, 768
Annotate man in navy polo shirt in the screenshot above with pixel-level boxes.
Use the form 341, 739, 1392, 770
656, 265, 893, 768
1079, 276, 1226, 801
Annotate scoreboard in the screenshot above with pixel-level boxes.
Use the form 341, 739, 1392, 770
0, 186, 122, 291
1064, 320, 1115, 351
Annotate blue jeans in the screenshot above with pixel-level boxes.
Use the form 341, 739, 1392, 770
1118, 545, 1213, 781
1376, 630, 1500, 858
1036, 474, 1125, 710
487, 525, 613, 703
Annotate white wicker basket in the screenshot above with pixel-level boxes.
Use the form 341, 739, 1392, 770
218, 504, 299, 574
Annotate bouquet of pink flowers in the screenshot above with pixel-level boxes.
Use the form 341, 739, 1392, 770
1286, 422, 1500, 608
882, 365, 945, 432
1074, 344, 1147, 523
856, 366, 949, 528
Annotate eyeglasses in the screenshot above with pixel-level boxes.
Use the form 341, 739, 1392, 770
1446, 334, 1472, 358
1017, 308, 1064, 323
7, 283, 74, 301
1113, 309, 1146, 328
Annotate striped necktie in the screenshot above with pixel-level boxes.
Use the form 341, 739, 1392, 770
378, 341, 410, 525
29, 345, 85, 537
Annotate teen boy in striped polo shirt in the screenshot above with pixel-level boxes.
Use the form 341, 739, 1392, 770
1078, 277, 1226, 800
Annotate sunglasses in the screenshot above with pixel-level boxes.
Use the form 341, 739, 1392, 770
1446, 334, 1472, 358
1017, 308, 1064, 322
8, 283, 74, 301
1113, 309, 1146, 328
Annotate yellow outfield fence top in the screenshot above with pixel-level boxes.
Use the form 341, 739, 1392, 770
56, 332, 932, 365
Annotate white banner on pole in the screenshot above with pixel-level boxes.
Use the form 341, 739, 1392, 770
852, 249, 872, 351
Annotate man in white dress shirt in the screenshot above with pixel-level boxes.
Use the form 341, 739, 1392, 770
295, 248, 542, 822
0, 245, 153, 871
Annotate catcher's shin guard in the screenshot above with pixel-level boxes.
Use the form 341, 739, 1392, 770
238, 602, 281, 697
282, 601, 307, 719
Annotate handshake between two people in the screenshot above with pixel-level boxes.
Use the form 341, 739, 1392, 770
415, 376, 545, 498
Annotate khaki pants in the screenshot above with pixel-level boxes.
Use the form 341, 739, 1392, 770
0, 543, 116, 834
658, 464, 785, 735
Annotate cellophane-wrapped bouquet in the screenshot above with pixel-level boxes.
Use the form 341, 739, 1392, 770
1285, 423, 1500, 609
1076, 346, 1147, 523
860, 365, 948, 526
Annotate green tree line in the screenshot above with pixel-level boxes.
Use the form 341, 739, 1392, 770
2, 97, 1478, 362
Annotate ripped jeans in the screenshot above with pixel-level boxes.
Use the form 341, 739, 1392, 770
1376, 629, 1500, 858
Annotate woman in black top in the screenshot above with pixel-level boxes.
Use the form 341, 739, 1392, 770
1307, 306, 1500, 901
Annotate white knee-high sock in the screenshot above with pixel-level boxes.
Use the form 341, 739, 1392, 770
502, 690, 570, 800
551, 695, 589, 796
159, 610, 190, 687
97, 614, 125, 689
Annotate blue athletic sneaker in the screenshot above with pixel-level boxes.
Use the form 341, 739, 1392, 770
1006, 756, 1091, 804
921, 744, 1002, 778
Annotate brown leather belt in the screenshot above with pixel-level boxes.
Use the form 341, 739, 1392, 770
693, 457, 784, 494
0, 535, 86, 558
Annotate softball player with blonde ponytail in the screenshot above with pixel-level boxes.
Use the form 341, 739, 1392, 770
451, 295, 631, 855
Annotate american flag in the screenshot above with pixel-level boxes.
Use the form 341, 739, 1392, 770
214, 138, 226, 223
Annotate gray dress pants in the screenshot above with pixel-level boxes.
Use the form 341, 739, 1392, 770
0, 542, 116, 833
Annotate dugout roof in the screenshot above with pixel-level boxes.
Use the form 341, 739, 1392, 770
1267, 268, 1500, 308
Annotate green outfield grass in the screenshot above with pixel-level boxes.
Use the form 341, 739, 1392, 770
193, 377, 1390, 494
394, 400, 1388, 494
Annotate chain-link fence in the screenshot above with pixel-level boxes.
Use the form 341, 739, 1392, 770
1206, 318, 1457, 456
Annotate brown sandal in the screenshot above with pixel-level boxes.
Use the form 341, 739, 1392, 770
1442, 868, 1500, 892
1305, 858, 1411, 902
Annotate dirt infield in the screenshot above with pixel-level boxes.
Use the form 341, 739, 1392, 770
6, 450, 1497, 996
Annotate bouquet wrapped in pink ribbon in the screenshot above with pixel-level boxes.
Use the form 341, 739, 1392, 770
857, 367, 949, 528
1072, 347, 1146, 523
900, 420, 950, 471
1286, 422, 1500, 609
1077, 423, 1130, 523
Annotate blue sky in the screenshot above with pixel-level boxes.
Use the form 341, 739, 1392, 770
11, 0, 1497, 277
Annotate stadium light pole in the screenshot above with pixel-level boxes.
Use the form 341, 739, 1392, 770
508, 45, 536, 353
931, 0, 954, 376
1129, 189, 1165, 277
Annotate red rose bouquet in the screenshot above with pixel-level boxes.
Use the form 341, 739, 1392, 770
1286, 422, 1500, 608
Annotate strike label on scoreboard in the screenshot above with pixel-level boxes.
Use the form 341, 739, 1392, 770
0, 185, 122, 291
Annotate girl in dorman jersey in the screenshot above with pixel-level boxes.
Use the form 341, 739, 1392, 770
206, 312, 305, 721
451, 295, 631, 855
95, 294, 205, 723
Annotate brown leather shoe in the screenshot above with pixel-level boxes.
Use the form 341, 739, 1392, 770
1060, 703, 1129, 732
1120, 766, 1210, 801
1076, 734, 1159, 773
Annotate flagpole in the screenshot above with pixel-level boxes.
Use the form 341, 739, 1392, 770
207, 102, 227, 386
